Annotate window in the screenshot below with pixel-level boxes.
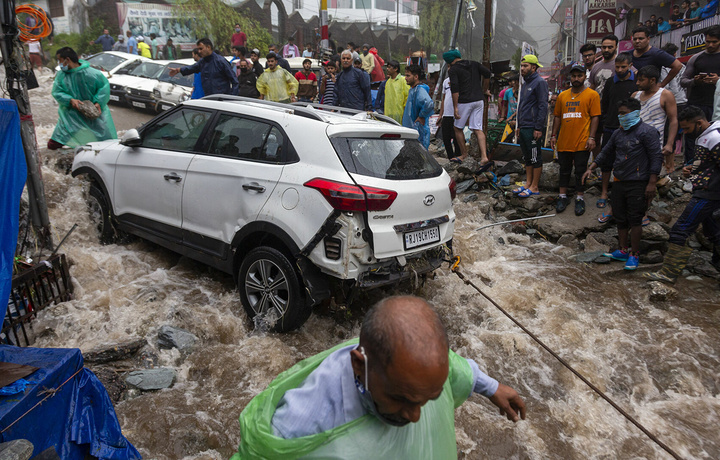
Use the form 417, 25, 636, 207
158, 63, 195, 87
331, 138, 442, 180
49, 0, 64, 18
376, 0, 395, 12
142, 108, 212, 152
355, 0, 371, 9
207, 114, 285, 162
293, 0, 303, 9
86, 53, 126, 72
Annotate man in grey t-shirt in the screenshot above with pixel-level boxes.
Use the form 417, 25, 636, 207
589, 34, 619, 99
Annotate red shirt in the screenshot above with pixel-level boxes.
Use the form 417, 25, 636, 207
231, 32, 247, 47
294, 70, 317, 82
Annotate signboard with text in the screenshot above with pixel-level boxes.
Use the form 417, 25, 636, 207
116, 3, 198, 51
586, 0, 616, 46
564, 8, 573, 30
681, 27, 709, 56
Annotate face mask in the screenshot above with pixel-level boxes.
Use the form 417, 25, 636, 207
618, 110, 641, 130
354, 346, 411, 427
60, 62, 68, 71
235, 28, 240, 32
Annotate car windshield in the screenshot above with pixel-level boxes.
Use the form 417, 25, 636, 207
157, 63, 194, 87
86, 53, 126, 72
331, 137, 443, 180
129, 62, 165, 78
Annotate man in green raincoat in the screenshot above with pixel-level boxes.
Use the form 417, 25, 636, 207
232, 296, 526, 459
48, 47, 117, 149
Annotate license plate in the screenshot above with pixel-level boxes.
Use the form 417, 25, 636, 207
161, 104, 172, 111
404, 226, 440, 250
132, 101, 145, 108
109, 95, 119, 101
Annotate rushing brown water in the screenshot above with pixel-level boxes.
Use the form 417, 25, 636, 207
18, 69, 720, 459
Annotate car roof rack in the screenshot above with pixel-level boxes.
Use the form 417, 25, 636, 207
199, 95, 325, 122
289, 102, 401, 126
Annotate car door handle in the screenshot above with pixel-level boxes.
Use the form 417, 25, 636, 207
164, 173, 182, 182
242, 183, 266, 193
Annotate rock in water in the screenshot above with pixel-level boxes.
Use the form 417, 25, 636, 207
84, 338, 147, 364
77, 100, 101, 119
125, 368, 176, 391
158, 325, 197, 351
647, 281, 678, 301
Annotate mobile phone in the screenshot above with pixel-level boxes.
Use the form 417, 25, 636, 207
699, 72, 708, 76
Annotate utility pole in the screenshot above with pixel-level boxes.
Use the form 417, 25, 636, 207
431, 0, 465, 108
482, 0, 493, 132
0, 0, 53, 252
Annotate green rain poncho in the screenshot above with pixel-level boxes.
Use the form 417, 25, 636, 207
231, 339, 474, 459
256, 67, 299, 103
50, 60, 117, 147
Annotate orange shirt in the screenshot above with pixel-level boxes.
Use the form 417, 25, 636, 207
554, 87, 601, 152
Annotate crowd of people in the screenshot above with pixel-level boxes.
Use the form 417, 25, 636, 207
498, 25, 719, 279
636, 1, 720, 36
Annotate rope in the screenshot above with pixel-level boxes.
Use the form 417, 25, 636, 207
448, 256, 685, 460
15, 4, 53, 42
0, 367, 84, 434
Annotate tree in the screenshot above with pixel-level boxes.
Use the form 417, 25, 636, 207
175, 0, 272, 54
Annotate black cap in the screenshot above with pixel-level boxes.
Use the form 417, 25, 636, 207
570, 64, 585, 73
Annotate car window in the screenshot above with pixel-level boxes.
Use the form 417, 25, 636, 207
141, 108, 212, 152
86, 53, 126, 72
206, 114, 279, 161
157, 63, 195, 87
114, 59, 144, 75
130, 62, 165, 78
331, 138, 443, 180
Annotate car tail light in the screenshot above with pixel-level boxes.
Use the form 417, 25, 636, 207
380, 133, 402, 138
449, 178, 457, 200
304, 178, 397, 212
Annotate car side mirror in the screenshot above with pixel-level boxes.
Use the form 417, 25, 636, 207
120, 128, 142, 146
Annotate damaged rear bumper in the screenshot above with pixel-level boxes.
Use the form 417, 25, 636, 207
355, 243, 449, 289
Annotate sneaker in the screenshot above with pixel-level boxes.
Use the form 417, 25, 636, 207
575, 199, 585, 216
604, 249, 629, 261
624, 254, 639, 270
556, 196, 569, 213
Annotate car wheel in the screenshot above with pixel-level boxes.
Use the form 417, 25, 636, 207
238, 246, 308, 332
87, 185, 118, 244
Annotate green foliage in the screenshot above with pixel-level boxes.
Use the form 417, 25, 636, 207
44, 19, 106, 68
174, 0, 272, 54
511, 46, 521, 70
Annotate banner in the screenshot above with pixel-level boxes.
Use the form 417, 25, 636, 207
682, 27, 709, 56
116, 3, 198, 51
564, 7, 573, 30
586, 0, 616, 46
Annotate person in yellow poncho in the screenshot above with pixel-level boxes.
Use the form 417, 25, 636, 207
256, 54, 299, 103
48, 47, 117, 149
231, 296, 526, 459
383, 59, 409, 124
136, 36, 151, 59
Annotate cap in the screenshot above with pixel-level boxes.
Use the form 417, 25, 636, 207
251, 48, 260, 55
570, 64, 585, 73
521, 54, 542, 67
353, 57, 362, 63
362, 43, 370, 48
137, 35, 144, 41
118, 34, 124, 40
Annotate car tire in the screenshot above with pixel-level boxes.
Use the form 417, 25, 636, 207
238, 246, 309, 332
87, 185, 118, 244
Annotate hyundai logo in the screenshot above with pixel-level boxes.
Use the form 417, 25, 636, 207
423, 195, 435, 206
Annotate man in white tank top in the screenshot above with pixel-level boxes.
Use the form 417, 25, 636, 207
633, 65, 678, 172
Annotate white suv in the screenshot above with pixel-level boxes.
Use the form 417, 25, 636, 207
71, 97, 456, 331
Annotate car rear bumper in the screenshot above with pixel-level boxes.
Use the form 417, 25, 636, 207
354, 243, 449, 289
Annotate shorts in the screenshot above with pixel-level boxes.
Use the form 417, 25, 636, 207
611, 180, 648, 229
29, 53, 42, 68
519, 128, 543, 168
453, 100, 484, 131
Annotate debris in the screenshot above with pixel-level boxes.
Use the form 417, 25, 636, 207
158, 325, 197, 352
84, 339, 147, 364
125, 368, 176, 391
647, 281, 678, 302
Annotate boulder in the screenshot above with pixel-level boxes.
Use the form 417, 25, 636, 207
644, 250, 665, 264
125, 368, 176, 391
497, 159, 525, 175
462, 193, 478, 203
457, 157, 481, 175
646, 208, 672, 224
557, 234, 578, 247
687, 251, 720, 279
517, 196, 543, 212
584, 233, 610, 253
539, 162, 561, 190
647, 281, 678, 302
0, 439, 34, 460
158, 325, 197, 352
642, 223, 670, 242
84, 338, 147, 364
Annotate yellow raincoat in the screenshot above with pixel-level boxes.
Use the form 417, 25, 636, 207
384, 74, 410, 124
50, 60, 117, 147
256, 67, 299, 103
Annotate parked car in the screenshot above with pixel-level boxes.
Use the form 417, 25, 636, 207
57, 51, 149, 78
108, 59, 165, 105
153, 59, 195, 112
71, 97, 455, 332
123, 60, 170, 111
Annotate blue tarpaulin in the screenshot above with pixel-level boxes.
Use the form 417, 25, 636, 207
0, 346, 141, 459
0, 99, 27, 324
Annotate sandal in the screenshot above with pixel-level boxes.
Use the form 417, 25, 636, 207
598, 212, 612, 223
642, 216, 650, 226
512, 186, 526, 194
518, 188, 539, 198
449, 157, 463, 164
596, 198, 607, 208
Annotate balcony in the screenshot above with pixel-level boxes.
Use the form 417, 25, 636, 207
615, 13, 720, 52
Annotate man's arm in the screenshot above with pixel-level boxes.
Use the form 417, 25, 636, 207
286, 72, 299, 100
534, 80, 549, 135
550, 115, 561, 150
416, 89, 434, 123
466, 359, 525, 423
660, 59, 683, 88
680, 53, 699, 88
644, 127, 663, 199
661, 90, 678, 170
223, 59, 239, 95
256, 73, 268, 100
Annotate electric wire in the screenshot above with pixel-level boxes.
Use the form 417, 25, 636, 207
15, 4, 52, 42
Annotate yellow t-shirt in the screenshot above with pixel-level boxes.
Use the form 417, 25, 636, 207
554, 87, 601, 152
138, 42, 151, 58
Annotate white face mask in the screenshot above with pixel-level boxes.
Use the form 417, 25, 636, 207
355, 346, 411, 427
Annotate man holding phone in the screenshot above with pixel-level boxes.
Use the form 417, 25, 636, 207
681, 25, 720, 161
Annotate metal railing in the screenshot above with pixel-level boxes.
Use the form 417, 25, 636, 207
2, 254, 74, 347
616, 14, 720, 49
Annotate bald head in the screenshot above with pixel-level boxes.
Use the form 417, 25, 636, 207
360, 296, 449, 371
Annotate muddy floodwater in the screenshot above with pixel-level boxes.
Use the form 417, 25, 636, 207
17, 69, 720, 459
